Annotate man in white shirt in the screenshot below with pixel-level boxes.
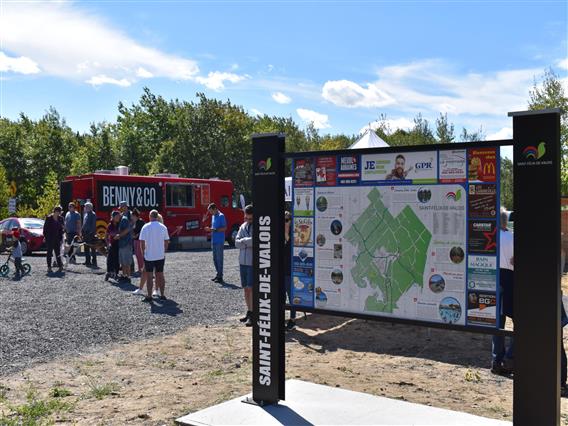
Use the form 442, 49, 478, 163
139, 210, 170, 303
492, 208, 514, 375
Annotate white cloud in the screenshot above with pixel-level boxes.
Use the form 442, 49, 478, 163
195, 71, 248, 91
296, 108, 330, 129
322, 79, 395, 108
322, 60, 541, 116
0, 51, 40, 74
250, 108, 263, 116
136, 67, 154, 79
87, 74, 132, 87
486, 127, 512, 140
558, 58, 568, 70
0, 2, 247, 91
272, 91, 292, 104
0, 2, 200, 86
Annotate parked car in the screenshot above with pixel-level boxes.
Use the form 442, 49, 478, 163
0, 217, 45, 255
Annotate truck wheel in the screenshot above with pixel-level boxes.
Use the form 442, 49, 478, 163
228, 225, 239, 247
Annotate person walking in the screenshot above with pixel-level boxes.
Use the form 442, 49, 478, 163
204, 203, 226, 284
64, 202, 81, 263
131, 209, 145, 276
43, 206, 65, 274
139, 210, 170, 303
284, 211, 297, 330
491, 209, 514, 375
105, 211, 121, 281
235, 204, 253, 327
115, 201, 133, 283
82, 202, 98, 268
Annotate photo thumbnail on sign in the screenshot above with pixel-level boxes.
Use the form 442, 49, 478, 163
361, 151, 438, 184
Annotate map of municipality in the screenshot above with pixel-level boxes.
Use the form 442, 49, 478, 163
344, 187, 432, 314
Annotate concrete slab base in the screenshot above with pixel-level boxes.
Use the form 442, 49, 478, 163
176, 380, 511, 426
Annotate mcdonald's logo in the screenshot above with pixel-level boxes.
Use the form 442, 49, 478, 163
482, 162, 496, 176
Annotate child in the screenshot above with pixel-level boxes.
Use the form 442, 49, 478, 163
11, 229, 24, 279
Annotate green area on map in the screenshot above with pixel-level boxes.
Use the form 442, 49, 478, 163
344, 187, 432, 313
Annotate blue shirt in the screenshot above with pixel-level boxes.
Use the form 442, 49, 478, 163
118, 214, 132, 248
211, 212, 226, 245
65, 211, 80, 233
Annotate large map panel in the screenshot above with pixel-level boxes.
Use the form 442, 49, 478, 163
290, 148, 500, 328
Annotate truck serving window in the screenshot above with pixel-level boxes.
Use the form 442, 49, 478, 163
166, 184, 194, 207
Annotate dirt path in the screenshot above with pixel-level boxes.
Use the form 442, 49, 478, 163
1, 314, 567, 425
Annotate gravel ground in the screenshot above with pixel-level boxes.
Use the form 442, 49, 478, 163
0, 248, 246, 376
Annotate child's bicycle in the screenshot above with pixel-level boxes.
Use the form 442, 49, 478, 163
0, 250, 31, 277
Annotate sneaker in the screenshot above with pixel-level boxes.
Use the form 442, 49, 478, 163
244, 316, 253, 327
132, 288, 143, 295
211, 276, 220, 282
159, 295, 167, 301
104, 273, 110, 282
142, 297, 152, 303
47, 268, 53, 274
239, 312, 251, 323
152, 290, 159, 298
286, 320, 296, 331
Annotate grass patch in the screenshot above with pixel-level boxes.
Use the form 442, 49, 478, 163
0, 383, 73, 425
464, 369, 482, 383
49, 384, 72, 398
0, 384, 8, 403
87, 381, 119, 400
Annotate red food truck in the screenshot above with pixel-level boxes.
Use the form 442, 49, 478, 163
60, 167, 244, 249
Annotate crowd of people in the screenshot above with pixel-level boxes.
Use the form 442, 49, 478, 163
41, 200, 170, 303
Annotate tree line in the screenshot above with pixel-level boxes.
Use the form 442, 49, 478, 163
0, 69, 565, 219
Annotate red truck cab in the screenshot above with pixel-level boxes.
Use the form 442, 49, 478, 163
60, 168, 244, 249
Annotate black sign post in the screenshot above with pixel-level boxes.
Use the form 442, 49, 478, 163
249, 133, 286, 405
511, 109, 562, 426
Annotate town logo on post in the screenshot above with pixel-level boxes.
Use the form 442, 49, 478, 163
522, 141, 546, 160
258, 158, 272, 171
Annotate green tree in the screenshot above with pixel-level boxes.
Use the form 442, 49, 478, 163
500, 157, 514, 210
0, 165, 10, 219
528, 68, 568, 193
34, 172, 60, 219
435, 113, 455, 143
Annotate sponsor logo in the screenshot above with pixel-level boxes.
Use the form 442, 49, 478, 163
523, 142, 546, 160
445, 189, 462, 202
482, 162, 495, 176
258, 157, 272, 171
415, 161, 433, 169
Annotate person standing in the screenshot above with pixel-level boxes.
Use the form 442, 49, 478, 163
131, 209, 145, 275
204, 203, 226, 284
284, 211, 297, 330
64, 202, 81, 263
43, 206, 65, 273
139, 210, 170, 303
105, 211, 121, 281
491, 209, 514, 375
82, 202, 98, 268
11, 229, 24, 279
115, 201, 133, 283
235, 205, 253, 327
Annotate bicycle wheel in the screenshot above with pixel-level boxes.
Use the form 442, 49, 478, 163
22, 263, 31, 276
0, 264, 9, 277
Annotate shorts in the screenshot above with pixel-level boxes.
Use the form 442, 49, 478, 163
239, 264, 253, 288
119, 245, 133, 266
145, 258, 165, 273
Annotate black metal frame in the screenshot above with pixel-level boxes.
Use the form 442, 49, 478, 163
251, 111, 561, 426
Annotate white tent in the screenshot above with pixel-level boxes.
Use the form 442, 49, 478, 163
349, 128, 389, 149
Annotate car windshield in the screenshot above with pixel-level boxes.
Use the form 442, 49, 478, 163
21, 219, 44, 229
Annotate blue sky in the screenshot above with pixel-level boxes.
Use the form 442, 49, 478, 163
1, 0, 567, 154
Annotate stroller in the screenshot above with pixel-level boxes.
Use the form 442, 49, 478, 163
0, 248, 31, 277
